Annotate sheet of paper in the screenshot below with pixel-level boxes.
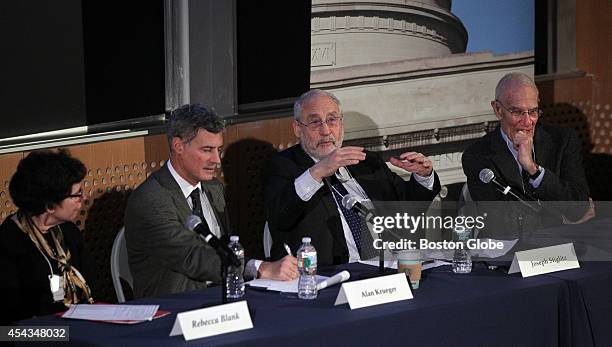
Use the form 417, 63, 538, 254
62, 304, 159, 321
423, 238, 518, 260
244, 279, 274, 288
470, 238, 518, 258
422, 259, 452, 270
246, 276, 328, 293
357, 260, 398, 269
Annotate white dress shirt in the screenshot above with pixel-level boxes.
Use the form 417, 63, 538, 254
167, 160, 260, 279
294, 154, 435, 263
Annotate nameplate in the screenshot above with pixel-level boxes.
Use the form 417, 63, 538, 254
334, 273, 412, 310
508, 243, 580, 277
169, 301, 253, 341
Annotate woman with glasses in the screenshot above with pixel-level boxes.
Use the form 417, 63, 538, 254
0, 149, 94, 325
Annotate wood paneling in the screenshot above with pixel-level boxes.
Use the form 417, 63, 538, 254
0, 153, 23, 220
0, 115, 296, 301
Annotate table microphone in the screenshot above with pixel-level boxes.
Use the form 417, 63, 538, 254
478, 168, 541, 212
341, 194, 377, 223
185, 215, 241, 267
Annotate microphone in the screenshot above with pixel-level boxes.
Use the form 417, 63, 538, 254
341, 194, 376, 223
478, 168, 541, 212
185, 215, 241, 267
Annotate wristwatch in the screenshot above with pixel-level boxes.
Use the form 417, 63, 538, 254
528, 165, 542, 180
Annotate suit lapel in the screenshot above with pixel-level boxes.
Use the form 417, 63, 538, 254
293, 146, 341, 218
533, 124, 552, 169
155, 165, 192, 219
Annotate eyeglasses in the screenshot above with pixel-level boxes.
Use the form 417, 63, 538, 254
495, 100, 542, 120
297, 116, 343, 130
64, 189, 84, 200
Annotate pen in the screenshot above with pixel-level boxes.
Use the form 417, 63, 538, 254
283, 243, 293, 256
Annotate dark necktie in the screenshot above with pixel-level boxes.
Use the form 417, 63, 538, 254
190, 188, 204, 220
328, 176, 378, 260
521, 169, 535, 197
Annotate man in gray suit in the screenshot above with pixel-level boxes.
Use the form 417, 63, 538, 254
125, 104, 297, 298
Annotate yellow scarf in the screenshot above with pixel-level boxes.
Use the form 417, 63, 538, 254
16, 213, 94, 307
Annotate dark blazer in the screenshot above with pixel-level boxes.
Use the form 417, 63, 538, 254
462, 123, 589, 237
263, 145, 440, 266
124, 164, 230, 298
0, 218, 93, 325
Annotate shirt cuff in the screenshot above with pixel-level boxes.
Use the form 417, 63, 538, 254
529, 167, 545, 188
244, 259, 262, 280
412, 170, 435, 190
294, 169, 324, 201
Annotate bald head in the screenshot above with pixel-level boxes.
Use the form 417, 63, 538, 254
495, 72, 538, 102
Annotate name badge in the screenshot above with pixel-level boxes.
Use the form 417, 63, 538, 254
49, 275, 65, 302
169, 301, 253, 341
508, 243, 580, 277
334, 273, 413, 310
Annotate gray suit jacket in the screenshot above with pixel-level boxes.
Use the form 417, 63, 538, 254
124, 164, 229, 298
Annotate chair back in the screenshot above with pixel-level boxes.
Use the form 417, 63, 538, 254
110, 227, 133, 303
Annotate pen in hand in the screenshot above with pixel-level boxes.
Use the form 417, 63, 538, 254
283, 243, 293, 257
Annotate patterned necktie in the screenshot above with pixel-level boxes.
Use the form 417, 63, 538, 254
328, 176, 378, 260
190, 188, 204, 219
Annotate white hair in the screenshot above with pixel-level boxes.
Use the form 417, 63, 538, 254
293, 89, 341, 120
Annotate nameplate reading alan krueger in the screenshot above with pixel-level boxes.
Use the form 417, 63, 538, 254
169, 301, 253, 341
508, 243, 580, 277
334, 273, 413, 310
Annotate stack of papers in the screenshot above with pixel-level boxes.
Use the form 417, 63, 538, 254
246, 275, 328, 293
62, 304, 167, 324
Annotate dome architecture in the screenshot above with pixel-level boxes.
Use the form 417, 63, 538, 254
311, 0, 468, 69
310, 0, 534, 189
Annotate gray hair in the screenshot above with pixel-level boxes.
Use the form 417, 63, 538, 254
293, 89, 341, 120
495, 72, 538, 101
166, 104, 225, 148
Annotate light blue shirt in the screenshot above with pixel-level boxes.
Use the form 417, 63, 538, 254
500, 129, 545, 188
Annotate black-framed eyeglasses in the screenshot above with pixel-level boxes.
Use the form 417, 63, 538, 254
297, 116, 343, 130
495, 99, 542, 119
64, 189, 84, 199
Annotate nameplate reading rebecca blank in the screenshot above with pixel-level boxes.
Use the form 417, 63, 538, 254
169, 301, 253, 341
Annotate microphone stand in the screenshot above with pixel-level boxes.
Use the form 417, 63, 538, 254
221, 260, 228, 304
359, 220, 398, 280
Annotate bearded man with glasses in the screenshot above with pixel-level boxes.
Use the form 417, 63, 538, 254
462, 73, 591, 238
263, 89, 440, 266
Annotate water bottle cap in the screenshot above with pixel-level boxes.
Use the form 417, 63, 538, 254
302, 237, 311, 243
230, 235, 239, 242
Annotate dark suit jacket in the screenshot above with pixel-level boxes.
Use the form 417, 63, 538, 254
462, 123, 589, 237
263, 145, 441, 266
124, 164, 230, 298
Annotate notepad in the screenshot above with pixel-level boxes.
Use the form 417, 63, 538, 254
246, 275, 328, 293
62, 304, 159, 321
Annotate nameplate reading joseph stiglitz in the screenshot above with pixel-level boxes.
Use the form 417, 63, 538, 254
508, 243, 579, 277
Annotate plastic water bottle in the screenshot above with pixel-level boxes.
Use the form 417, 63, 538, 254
452, 227, 473, 274
297, 237, 317, 299
226, 236, 245, 299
